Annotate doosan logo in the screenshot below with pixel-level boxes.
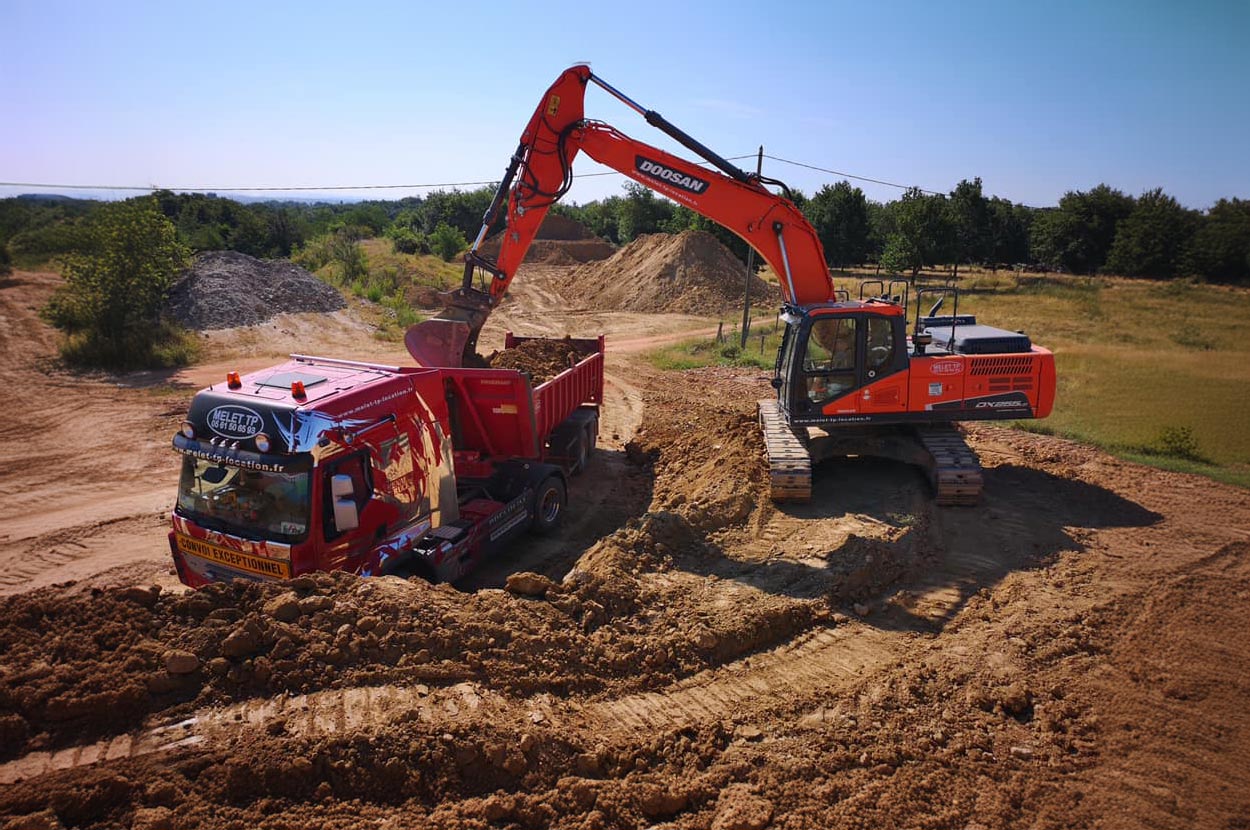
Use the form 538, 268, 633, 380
634, 156, 709, 195
207, 405, 264, 439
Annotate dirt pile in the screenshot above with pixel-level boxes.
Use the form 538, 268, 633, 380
165, 251, 346, 330
566, 231, 778, 314
486, 337, 589, 384
477, 214, 616, 266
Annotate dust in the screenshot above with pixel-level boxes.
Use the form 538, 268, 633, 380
165, 251, 345, 330
565, 230, 779, 314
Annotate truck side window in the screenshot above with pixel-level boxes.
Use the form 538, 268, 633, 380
322, 451, 372, 540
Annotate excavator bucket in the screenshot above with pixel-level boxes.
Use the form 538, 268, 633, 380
404, 287, 491, 368
404, 318, 471, 369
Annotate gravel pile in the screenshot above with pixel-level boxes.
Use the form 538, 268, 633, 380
166, 251, 346, 330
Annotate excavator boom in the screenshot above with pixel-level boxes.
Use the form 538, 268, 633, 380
405, 65, 831, 367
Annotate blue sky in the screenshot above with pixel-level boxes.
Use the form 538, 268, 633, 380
2, 0, 1247, 209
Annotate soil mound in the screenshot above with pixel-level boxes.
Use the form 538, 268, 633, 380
567, 230, 778, 314
166, 251, 345, 330
486, 337, 588, 385
477, 215, 615, 266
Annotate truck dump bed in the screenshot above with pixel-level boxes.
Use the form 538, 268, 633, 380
441, 334, 604, 464
506, 333, 604, 440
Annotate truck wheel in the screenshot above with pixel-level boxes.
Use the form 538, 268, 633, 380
531, 475, 566, 535
393, 558, 437, 584
571, 433, 589, 476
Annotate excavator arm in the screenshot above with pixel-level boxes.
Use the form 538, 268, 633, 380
405, 65, 832, 368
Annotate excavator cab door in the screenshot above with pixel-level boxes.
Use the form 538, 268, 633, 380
782, 311, 908, 421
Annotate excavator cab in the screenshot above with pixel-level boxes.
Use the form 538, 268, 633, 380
774, 303, 910, 426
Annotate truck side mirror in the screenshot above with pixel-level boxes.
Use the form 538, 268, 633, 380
331, 474, 359, 532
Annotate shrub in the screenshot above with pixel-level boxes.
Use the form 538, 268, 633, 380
43, 197, 194, 369
1151, 425, 1205, 462
430, 222, 467, 262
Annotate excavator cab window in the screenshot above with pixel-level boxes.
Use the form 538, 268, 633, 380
804, 317, 858, 404
865, 316, 895, 377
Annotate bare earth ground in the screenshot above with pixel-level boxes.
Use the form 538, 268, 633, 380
1, 267, 1249, 829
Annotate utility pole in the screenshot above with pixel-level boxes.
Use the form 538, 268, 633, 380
739, 145, 764, 349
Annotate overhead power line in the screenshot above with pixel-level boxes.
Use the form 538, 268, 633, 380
762, 154, 941, 196
0, 155, 759, 195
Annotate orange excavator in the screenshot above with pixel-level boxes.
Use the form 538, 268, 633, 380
407, 65, 1055, 504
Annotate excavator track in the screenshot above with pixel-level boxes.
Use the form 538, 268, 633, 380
915, 424, 983, 506
758, 399, 811, 502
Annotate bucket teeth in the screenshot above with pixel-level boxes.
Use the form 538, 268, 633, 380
758, 400, 811, 502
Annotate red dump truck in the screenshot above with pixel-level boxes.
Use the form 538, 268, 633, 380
169, 333, 603, 587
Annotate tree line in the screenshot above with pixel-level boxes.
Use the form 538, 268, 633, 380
2, 179, 1247, 283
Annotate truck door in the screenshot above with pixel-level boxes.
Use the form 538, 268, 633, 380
318, 450, 380, 573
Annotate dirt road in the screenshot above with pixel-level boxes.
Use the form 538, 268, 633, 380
1, 267, 1248, 829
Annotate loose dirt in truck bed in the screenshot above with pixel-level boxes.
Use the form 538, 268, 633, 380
3, 266, 1250, 829
166, 251, 346, 330
486, 337, 589, 385
565, 230, 779, 314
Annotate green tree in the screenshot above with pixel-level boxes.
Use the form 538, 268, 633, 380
804, 181, 871, 267
947, 178, 991, 271
0, 243, 11, 277
886, 188, 953, 277
1104, 188, 1199, 279
328, 228, 368, 282
879, 233, 919, 276
1186, 198, 1250, 284
1030, 184, 1134, 274
430, 222, 468, 261
44, 197, 192, 368
987, 197, 1034, 267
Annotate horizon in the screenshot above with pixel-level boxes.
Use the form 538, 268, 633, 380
3, 0, 1248, 211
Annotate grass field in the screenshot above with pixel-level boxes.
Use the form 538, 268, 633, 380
649, 269, 1250, 488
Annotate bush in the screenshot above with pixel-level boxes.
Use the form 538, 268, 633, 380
1151, 425, 1206, 462
386, 225, 429, 255
430, 222, 467, 262
43, 197, 194, 370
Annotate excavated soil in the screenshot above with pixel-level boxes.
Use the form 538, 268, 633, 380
166, 251, 345, 330
486, 337, 594, 385
3, 266, 1250, 829
565, 231, 779, 314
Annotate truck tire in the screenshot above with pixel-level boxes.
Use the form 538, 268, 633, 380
571, 432, 589, 476
531, 475, 567, 535
391, 557, 438, 584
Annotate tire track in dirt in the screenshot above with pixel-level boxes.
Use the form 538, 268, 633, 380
0, 623, 894, 786
583, 624, 896, 732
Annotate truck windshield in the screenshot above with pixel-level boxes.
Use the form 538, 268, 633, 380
176, 457, 311, 542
